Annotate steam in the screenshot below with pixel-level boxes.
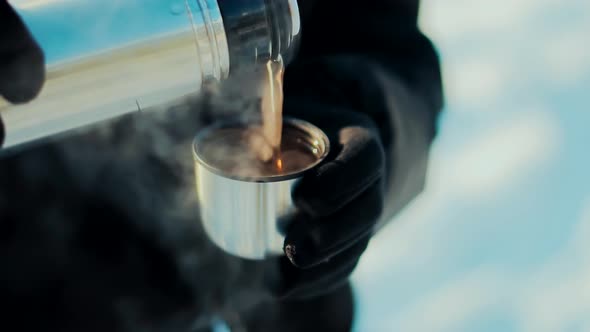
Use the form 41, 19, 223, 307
0, 65, 280, 331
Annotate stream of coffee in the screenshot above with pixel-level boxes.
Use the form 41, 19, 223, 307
260, 57, 285, 172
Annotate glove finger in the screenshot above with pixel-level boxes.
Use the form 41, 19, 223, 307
284, 184, 382, 268
0, 1, 45, 104
294, 121, 384, 217
0, 116, 4, 147
278, 236, 369, 301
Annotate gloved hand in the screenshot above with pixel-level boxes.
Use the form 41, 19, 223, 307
275, 68, 386, 300
0, 1, 46, 146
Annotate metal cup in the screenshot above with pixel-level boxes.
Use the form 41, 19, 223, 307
193, 117, 329, 260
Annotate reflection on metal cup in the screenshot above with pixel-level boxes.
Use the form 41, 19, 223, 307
193, 117, 329, 260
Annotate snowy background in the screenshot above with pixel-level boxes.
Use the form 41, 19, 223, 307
352, 1, 590, 331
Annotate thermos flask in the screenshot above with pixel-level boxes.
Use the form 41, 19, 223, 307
1, 0, 300, 148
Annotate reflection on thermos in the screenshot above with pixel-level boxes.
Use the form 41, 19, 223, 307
1, 0, 300, 148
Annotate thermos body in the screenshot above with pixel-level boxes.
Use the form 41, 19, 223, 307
2, 0, 300, 148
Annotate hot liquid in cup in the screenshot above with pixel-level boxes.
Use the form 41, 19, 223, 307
195, 124, 323, 180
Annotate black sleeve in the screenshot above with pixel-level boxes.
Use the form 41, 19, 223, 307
289, 0, 444, 228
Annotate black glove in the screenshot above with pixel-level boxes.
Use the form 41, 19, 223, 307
0, 1, 45, 146
275, 73, 386, 300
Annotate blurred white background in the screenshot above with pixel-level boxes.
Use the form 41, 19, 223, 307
352, 0, 590, 331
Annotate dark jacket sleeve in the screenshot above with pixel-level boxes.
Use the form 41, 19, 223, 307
291, 0, 444, 229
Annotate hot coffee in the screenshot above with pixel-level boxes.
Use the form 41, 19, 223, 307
195, 122, 323, 180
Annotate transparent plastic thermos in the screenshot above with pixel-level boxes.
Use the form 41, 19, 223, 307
1, 0, 300, 148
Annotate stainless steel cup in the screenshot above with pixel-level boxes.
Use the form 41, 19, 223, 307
193, 117, 329, 260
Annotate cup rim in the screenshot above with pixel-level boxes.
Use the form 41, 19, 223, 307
192, 116, 330, 183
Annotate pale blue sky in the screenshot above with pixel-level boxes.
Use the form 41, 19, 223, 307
353, 1, 590, 331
